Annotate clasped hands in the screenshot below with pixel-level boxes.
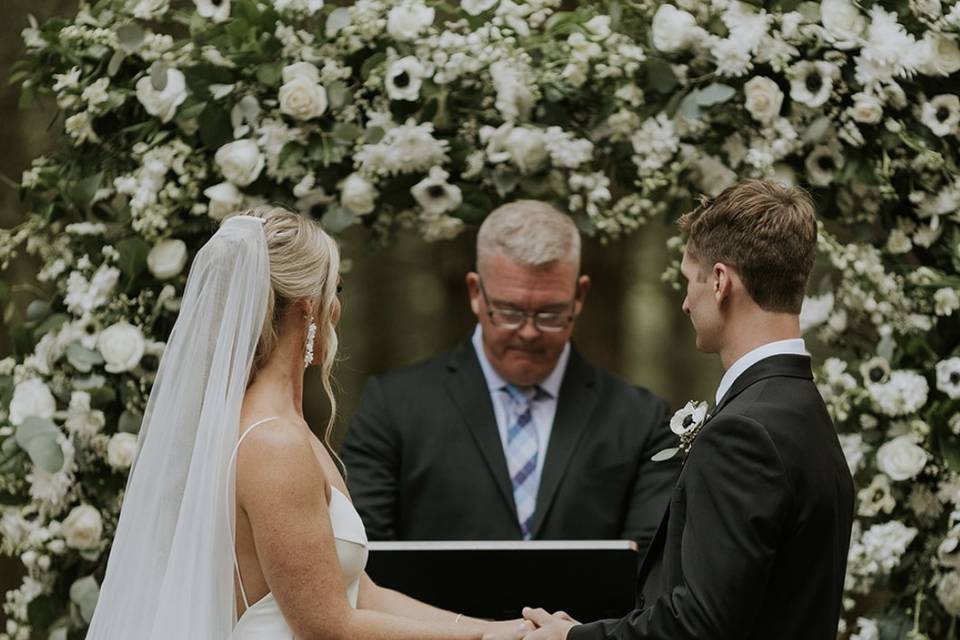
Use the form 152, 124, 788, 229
483, 607, 579, 640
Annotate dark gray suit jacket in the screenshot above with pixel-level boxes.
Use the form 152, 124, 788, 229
569, 355, 855, 640
340, 340, 677, 558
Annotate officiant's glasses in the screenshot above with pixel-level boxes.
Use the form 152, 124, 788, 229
478, 279, 577, 332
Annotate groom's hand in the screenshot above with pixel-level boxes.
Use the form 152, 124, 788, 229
521, 607, 578, 639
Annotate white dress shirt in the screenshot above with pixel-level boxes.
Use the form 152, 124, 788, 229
471, 325, 571, 486
715, 338, 809, 406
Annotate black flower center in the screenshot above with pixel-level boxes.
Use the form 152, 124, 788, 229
817, 155, 836, 171
951, 371, 960, 385
874, 490, 884, 501
805, 72, 823, 94
141, 354, 159, 373
310, 202, 325, 218
426, 184, 446, 199
393, 71, 410, 88
937, 106, 951, 122
682, 414, 694, 428
869, 367, 885, 383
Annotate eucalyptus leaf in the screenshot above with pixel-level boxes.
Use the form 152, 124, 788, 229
66, 343, 103, 373
363, 126, 385, 145
150, 61, 169, 92
107, 50, 125, 77
695, 83, 736, 106
802, 116, 832, 144
69, 576, 99, 624
26, 300, 51, 323
34, 313, 68, 339
327, 81, 351, 110
319, 207, 357, 234
15, 416, 63, 473
332, 122, 363, 143
116, 23, 145, 53
325, 8, 352, 37
74, 374, 107, 391
118, 410, 143, 434
680, 92, 702, 120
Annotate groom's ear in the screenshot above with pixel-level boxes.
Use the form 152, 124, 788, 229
713, 263, 733, 304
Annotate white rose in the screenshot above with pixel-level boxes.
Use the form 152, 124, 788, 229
9, 378, 56, 426
920, 33, 960, 77
651, 4, 701, 54
106, 432, 138, 470
743, 76, 783, 124
849, 92, 883, 124
503, 127, 547, 173
692, 154, 737, 197
387, 2, 435, 41
279, 76, 328, 121
97, 322, 146, 373
215, 139, 264, 187
135, 67, 188, 123
461, 0, 497, 15
204, 181, 244, 220
61, 505, 102, 551
147, 239, 187, 280
820, 0, 865, 48
282, 61, 321, 84
340, 173, 377, 216
876, 435, 929, 481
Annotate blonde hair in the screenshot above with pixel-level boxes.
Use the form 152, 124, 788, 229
476, 200, 580, 272
244, 205, 341, 444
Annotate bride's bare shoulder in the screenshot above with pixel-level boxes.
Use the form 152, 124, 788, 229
236, 417, 325, 488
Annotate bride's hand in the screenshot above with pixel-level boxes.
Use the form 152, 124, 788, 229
481, 618, 535, 640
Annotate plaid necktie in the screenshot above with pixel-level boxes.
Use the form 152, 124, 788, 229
502, 383, 544, 540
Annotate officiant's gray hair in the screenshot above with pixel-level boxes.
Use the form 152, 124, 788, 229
476, 200, 580, 271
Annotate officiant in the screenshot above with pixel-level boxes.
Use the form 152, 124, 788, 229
340, 200, 676, 559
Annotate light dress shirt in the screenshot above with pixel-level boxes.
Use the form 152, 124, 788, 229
715, 338, 809, 406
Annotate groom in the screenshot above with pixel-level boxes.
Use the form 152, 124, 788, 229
521, 180, 855, 639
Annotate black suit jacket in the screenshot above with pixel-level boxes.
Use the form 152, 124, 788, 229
340, 340, 677, 558
569, 355, 855, 640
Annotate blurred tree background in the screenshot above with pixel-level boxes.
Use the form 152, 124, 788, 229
0, 0, 722, 621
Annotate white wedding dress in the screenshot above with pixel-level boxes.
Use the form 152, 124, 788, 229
229, 417, 369, 639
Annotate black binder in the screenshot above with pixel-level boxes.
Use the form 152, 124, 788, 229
365, 540, 638, 621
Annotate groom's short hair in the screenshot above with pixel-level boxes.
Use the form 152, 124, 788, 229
678, 179, 817, 314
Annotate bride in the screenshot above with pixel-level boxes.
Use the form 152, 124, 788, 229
85, 206, 531, 639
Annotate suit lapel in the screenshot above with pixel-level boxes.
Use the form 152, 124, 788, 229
443, 341, 518, 521
529, 349, 598, 538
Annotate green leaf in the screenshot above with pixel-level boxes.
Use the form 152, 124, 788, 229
116, 236, 151, 285
66, 343, 103, 373
69, 576, 99, 624
116, 23, 145, 53
118, 410, 143, 434
15, 416, 63, 473
107, 50, 125, 77
26, 300, 51, 323
150, 61, 169, 92
74, 374, 106, 392
319, 207, 357, 234
256, 63, 283, 88
363, 126, 385, 145
332, 122, 363, 143
198, 103, 233, 152
695, 83, 736, 106
68, 172, 104, 209
645, 58, 678, 94
360, 52, 386, 79
34, 313, 68, 338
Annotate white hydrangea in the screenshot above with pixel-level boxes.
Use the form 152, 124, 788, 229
849, 520, 918, 576
631, 114, 679, 172
867, 370, 929, 417
356, 119, 449, 176
63, 264, 120, 316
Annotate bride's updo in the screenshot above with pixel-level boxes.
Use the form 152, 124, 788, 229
245, 205, 341, 436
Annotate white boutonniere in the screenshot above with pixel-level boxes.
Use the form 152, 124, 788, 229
651, 400, 710, 462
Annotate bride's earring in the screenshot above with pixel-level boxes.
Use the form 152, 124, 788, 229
304, 317, 317, 367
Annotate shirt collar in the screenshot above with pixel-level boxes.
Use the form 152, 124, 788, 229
471, 324, 571, 399
715, 338, 808, 406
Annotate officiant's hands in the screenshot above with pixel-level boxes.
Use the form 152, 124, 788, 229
480, 618, 536, 640
519, 607, 579, 639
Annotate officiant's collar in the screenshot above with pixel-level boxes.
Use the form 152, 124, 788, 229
471, 325, 570, 398
715, 338, 808, 406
